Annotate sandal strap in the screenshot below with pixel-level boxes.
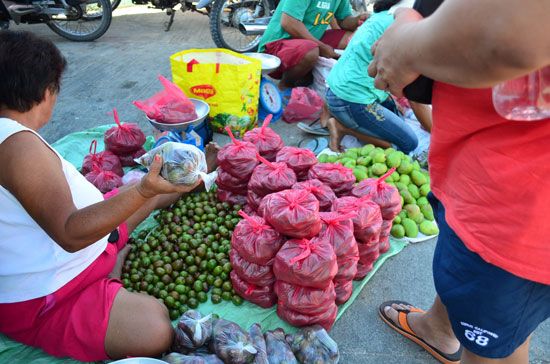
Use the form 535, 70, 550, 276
397, 307, 425, 336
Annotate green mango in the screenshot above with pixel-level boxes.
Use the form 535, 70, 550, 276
412, 160, 421, 171
409, 211, 425, 224
393, 215, 402, 224
360, 144, 375, 156
411, 170, 427, 187
400, 195, 405, 207
419, 220, 439, 236
318, 154, 328, 163
400, 189, 415, 205
343, 160, 356, 168
395, 182, 407, 192
344, 150, 359, 160
419, 184, 430, 197
371, 151, 386, 164
391, 224, 405, 239
399, 174, 411, 186
390, 170, 400, 182
384, 147, 396, 156
397, 159, 413, 175
420, 204, 434, 221
386, 151, 402, 169
357, 156, 372, 166
327, 155, 338, 163
398, 211, 407, 220
371, 163, 388, 176
407, 184, 420, 199
395, 151, 405, 160
387, 182, 396, 188
404, 204, 420, 216
416, 196, 429, 206
353, 166, 368, 181
402, 218, 419, 238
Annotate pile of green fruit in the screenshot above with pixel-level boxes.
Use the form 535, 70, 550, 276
318, 144, 439, 239
122, 189, 243, 320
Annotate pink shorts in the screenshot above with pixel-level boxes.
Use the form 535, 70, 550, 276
0, 189, 129, 361
264, 29, 348, 79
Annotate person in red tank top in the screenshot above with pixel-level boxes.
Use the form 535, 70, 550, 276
367, 1, 550, 363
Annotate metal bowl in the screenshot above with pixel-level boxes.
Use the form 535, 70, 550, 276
147, 98, 210, 132
243, 52, 281, 75
110, 358, 166, 364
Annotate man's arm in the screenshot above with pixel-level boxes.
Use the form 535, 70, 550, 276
368, 0, 550, 95
281, 13, 340, 58
337, 14, 368, 31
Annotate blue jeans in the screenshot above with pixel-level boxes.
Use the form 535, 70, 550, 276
326, 88, 418, 153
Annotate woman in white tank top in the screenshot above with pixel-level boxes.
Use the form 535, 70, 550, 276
0, 31, 205, 361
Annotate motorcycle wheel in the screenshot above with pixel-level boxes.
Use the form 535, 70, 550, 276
210, 0, 273, 53
47, 0, 112, 41
111, 0, 121, 11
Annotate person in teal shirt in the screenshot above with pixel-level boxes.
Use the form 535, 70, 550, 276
259, 0, 367, 89
325, 0, 429, 153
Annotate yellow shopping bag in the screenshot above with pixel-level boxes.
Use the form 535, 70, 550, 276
170, 48, 262, 137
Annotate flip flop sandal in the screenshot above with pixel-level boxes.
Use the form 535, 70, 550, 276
297, 119, 330, 136
379, 300, 462, 364
297, 136, 329, 155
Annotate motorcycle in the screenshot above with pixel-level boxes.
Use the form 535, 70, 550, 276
129, 0, 210, 31
203, 0, 372, 53
0, 0, 112, 41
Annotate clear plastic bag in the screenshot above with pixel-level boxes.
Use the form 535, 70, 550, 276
308, 163, 355, 197
104, 108, 146, 155
162, 352, 223, 364
230, 249, 276, 286
136, 142, 215, 190
249, 323, 268, 364
242, 115, 284, 161
265, 329, 298, 364
211, 319, 257, 364
172, 310, 214, 353
85, 165, 122, 193
247, 155, 296, 197
274, 281, 336, 315
230, 271, 276, 308
81, 140, 123, 177
133, 75, 197, 124
292, 179, 336, 212
231, 210, 285, 265
216, 127, 258, 179
122, 169, 146, 185
275, 146, 318, 180
285, 325, 340, 364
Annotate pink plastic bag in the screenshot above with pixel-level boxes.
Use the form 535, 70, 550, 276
230, 249, 276, 286
273, 237, 337, 289
104, 109, 146, 155
242, 115, 284, 161
216, 167, 249, 193
260, 189, 322, 239
351, 168, 402, 220
277, 301, 338, 331
275, 146, 317, 179
334, 255, 359, 282
216, 188, 247, 205
85, 165, 123, 194
282, 87, 324, 123
248, 155, 297, 197
308, 163, 355, 196
216, 127, 258, 179
274, 281, 336, 315
230, 271, 276, 308
291, 179, 336, 212
133, 75, 197, 124
118, 147, 146, 167
319, 212, 358, 259
231, 210, 285, 265
332, 196, 383, 244
246, 189, 264, 211
81, 140, 123, 177
334, 279, 353, 305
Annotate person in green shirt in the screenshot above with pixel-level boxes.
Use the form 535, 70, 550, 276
325, 0, 430, 153
259, 0, 367, 89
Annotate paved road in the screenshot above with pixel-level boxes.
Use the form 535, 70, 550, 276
11, 8, 550, 363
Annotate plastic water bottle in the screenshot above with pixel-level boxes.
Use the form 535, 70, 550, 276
492, 66, 550, 121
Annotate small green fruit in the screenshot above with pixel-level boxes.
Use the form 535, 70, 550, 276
391, 224, 405, 239
408, 184, 420, 199
411, 170, 428, 187
399, 174, 411, 186
420, 204, 434, 221
419, 221, 439, 236
419, 184, 430, 197
371, 162, 388, 176
416, 196, 429, 206
402, 218, 419, 238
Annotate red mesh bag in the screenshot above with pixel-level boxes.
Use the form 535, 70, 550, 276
104, 108, 146, 155
275, 146, 317, 178
332, 196, 383, 244
273, 237, 337, 289
261, 189, 322, 239
274, 281, 335, 315
118, 147, 146, 167
231, 211, 285, 265
242, 115, 284, 161
216, 127, 259, 179
351, 168, 402, 220
308, 163, 355, 196
292, 179, 336, 212
85, 165, 122, 194
277, 301, 338, 331
230, 271, 276, 308
216, 168, 249, 193
229, 249, 276, 286
81, 140, 123, 177
334, 280, 353, 305
246, 189, 264, 211
216, 189, 247, 205
248, 155, 296, 197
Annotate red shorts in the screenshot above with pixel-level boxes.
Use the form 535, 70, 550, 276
264, 29, 348, 79
0, 189, 129, 361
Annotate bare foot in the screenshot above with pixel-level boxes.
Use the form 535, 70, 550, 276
326, 117, 345, 152
205, 142, 220, 173
384, 303, 460, 355
109, 244, 132, 279
319, 104, 330, 128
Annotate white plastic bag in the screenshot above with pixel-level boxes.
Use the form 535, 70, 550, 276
312, 57, 338, 101
135, 142, 216, 190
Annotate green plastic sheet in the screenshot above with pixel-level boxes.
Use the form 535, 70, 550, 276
0, 126, 408, 364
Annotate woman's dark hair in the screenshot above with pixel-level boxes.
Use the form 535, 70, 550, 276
0, 30, 67, 113
373, 0, 401, 12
